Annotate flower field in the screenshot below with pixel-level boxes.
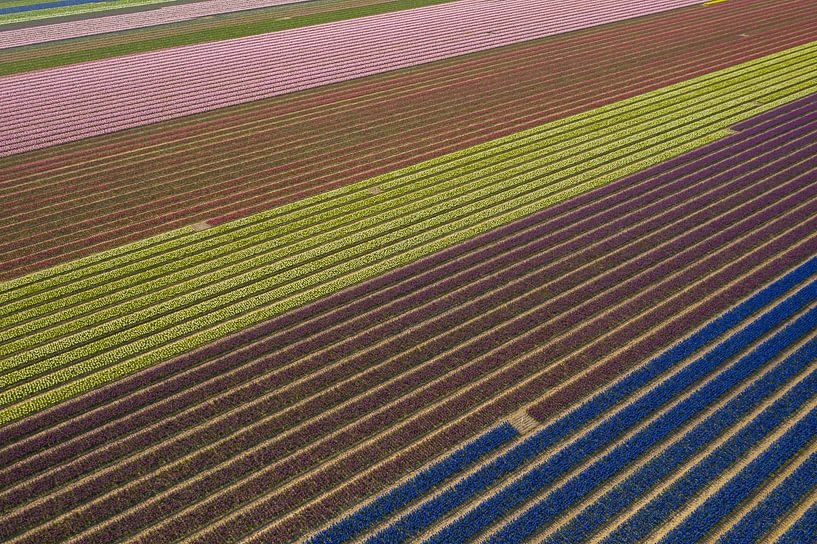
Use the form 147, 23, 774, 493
1, 0, 816, 542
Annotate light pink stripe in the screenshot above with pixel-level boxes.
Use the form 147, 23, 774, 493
0, 0, 312, 49
0, 0, 704, 156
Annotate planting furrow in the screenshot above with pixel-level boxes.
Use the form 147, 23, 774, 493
776, 499, 817, 544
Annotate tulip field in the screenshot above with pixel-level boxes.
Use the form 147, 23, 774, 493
1, 0, 816, 542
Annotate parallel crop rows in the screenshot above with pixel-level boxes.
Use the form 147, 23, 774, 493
0, 0, 813, 279
0, 0, 706, 155
2, 76, 816, 543
1, 44, 815, 425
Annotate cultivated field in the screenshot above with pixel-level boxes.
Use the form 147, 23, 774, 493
1, 0, 816, 542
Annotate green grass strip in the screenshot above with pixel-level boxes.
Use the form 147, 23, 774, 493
0, 0, 460, 76
0, 0, 176, 24
0, 42, 816, 424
